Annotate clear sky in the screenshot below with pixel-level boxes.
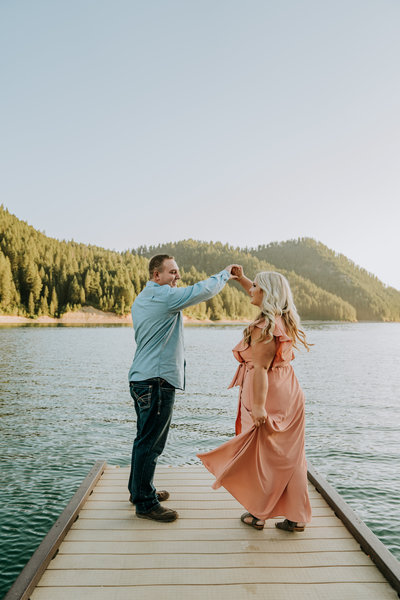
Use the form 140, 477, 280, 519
1, 0, 399, 288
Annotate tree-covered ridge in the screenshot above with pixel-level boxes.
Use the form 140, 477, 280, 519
253, 238, 400, 321
1, 206, 398, 321
0, 206, 149, 316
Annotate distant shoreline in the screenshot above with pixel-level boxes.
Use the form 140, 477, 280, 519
0, 306, 250, 326
1, 310, 398, 326
0, 306, 132, 325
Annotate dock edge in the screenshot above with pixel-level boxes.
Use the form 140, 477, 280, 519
307, 463, 400, 594
4, 460, 107, 600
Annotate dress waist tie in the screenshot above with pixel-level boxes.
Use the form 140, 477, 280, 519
228, 362, 253, 389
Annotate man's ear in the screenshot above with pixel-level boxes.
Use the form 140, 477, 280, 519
153, 270, 160, 282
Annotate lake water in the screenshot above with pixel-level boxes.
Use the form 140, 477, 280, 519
0, 322, 399, 597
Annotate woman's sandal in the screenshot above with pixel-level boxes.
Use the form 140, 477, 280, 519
240, 512, 265, 530
275, 518, 305, 532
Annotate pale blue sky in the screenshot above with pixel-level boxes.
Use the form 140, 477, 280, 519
1, 1, 399, 288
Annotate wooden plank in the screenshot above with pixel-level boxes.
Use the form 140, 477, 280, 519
81, 498, 324, 510
99, 474, 211, 480
308, 463, 400, 594
80, 497, 244, 507
95, 479, 216, 486
89, 489, 322, 499
90, 487, 328, 506
92, 491, 322, 501
81, 494, 328, 507
3, 461, 107, 600
37, 565, 387, 586
88, 492, 327, 504
71, 515, 342, 529
96, 480, 321, 492
75, 506, 336, 518
101, 467, 210, 475
30, 583, 399, 600
91, 485, 229, 494
150, 474, 221, 480
62, 527, 353, 542
101, 476, 319, 494
48, 551, 373, 570
57, 538, 361, 554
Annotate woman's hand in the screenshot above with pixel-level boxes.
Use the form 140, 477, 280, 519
230, 265, 244, 280
251, 405, 267, 427
230, 266, 253, 293
225, 264, 243, 280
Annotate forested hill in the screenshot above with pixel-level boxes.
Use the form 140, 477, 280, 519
252, 239, 400, 321
1, 206, 399, 321
0, 206, 149, 317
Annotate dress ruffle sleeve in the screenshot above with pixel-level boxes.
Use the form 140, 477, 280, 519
272, 317, 294, 366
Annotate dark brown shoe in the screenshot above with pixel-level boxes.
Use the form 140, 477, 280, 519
129, 490, 170, 504
156, 490, 170, 502
136, 505, 178, 522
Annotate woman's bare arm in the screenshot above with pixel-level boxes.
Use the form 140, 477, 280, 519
231, 265, 252, 294
251, 333, 276, 427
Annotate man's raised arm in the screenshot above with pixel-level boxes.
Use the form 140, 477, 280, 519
166, 265, 238, 312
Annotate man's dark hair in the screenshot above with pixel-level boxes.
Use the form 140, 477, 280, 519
149, 254, 174, 278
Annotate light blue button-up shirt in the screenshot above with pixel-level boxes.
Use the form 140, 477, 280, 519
128, 269, 230, 389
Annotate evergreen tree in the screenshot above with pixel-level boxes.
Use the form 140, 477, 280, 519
49, 287, 58, 317
28, 291, 35, 316
0, 250, 19, 310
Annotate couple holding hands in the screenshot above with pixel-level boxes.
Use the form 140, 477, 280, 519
127, 256, 311, 531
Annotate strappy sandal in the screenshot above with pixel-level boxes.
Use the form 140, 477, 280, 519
275, 518, 305, 532
240, 512, 265, 530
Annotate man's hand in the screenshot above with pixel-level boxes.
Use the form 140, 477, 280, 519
225, 264, 243, 280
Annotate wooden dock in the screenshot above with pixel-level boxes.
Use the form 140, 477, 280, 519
5, 462, 400, 600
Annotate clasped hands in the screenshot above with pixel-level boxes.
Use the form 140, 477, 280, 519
225, 265, 244, 280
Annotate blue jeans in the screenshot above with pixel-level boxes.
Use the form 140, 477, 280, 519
128, 378, 175, 514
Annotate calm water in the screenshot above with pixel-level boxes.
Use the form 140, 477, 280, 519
0, 322, 399, 597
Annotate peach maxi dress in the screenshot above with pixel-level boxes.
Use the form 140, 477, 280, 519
198, 316, 312, 523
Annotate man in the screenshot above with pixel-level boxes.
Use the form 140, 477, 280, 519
128, 254, 237, 522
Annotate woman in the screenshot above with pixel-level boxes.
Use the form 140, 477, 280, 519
198, 268, 312, 531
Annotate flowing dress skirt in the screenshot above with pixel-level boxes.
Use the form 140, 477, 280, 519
198, 364, 312, 523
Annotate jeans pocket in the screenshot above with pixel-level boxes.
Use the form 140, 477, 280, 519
130, 384, 153, 409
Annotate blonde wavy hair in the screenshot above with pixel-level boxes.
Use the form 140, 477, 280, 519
243, 271, 311, 350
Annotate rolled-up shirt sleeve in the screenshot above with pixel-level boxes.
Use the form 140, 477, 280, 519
166, 270, 230, 312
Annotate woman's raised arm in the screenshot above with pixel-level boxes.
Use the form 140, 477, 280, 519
231, 265, 253, 295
